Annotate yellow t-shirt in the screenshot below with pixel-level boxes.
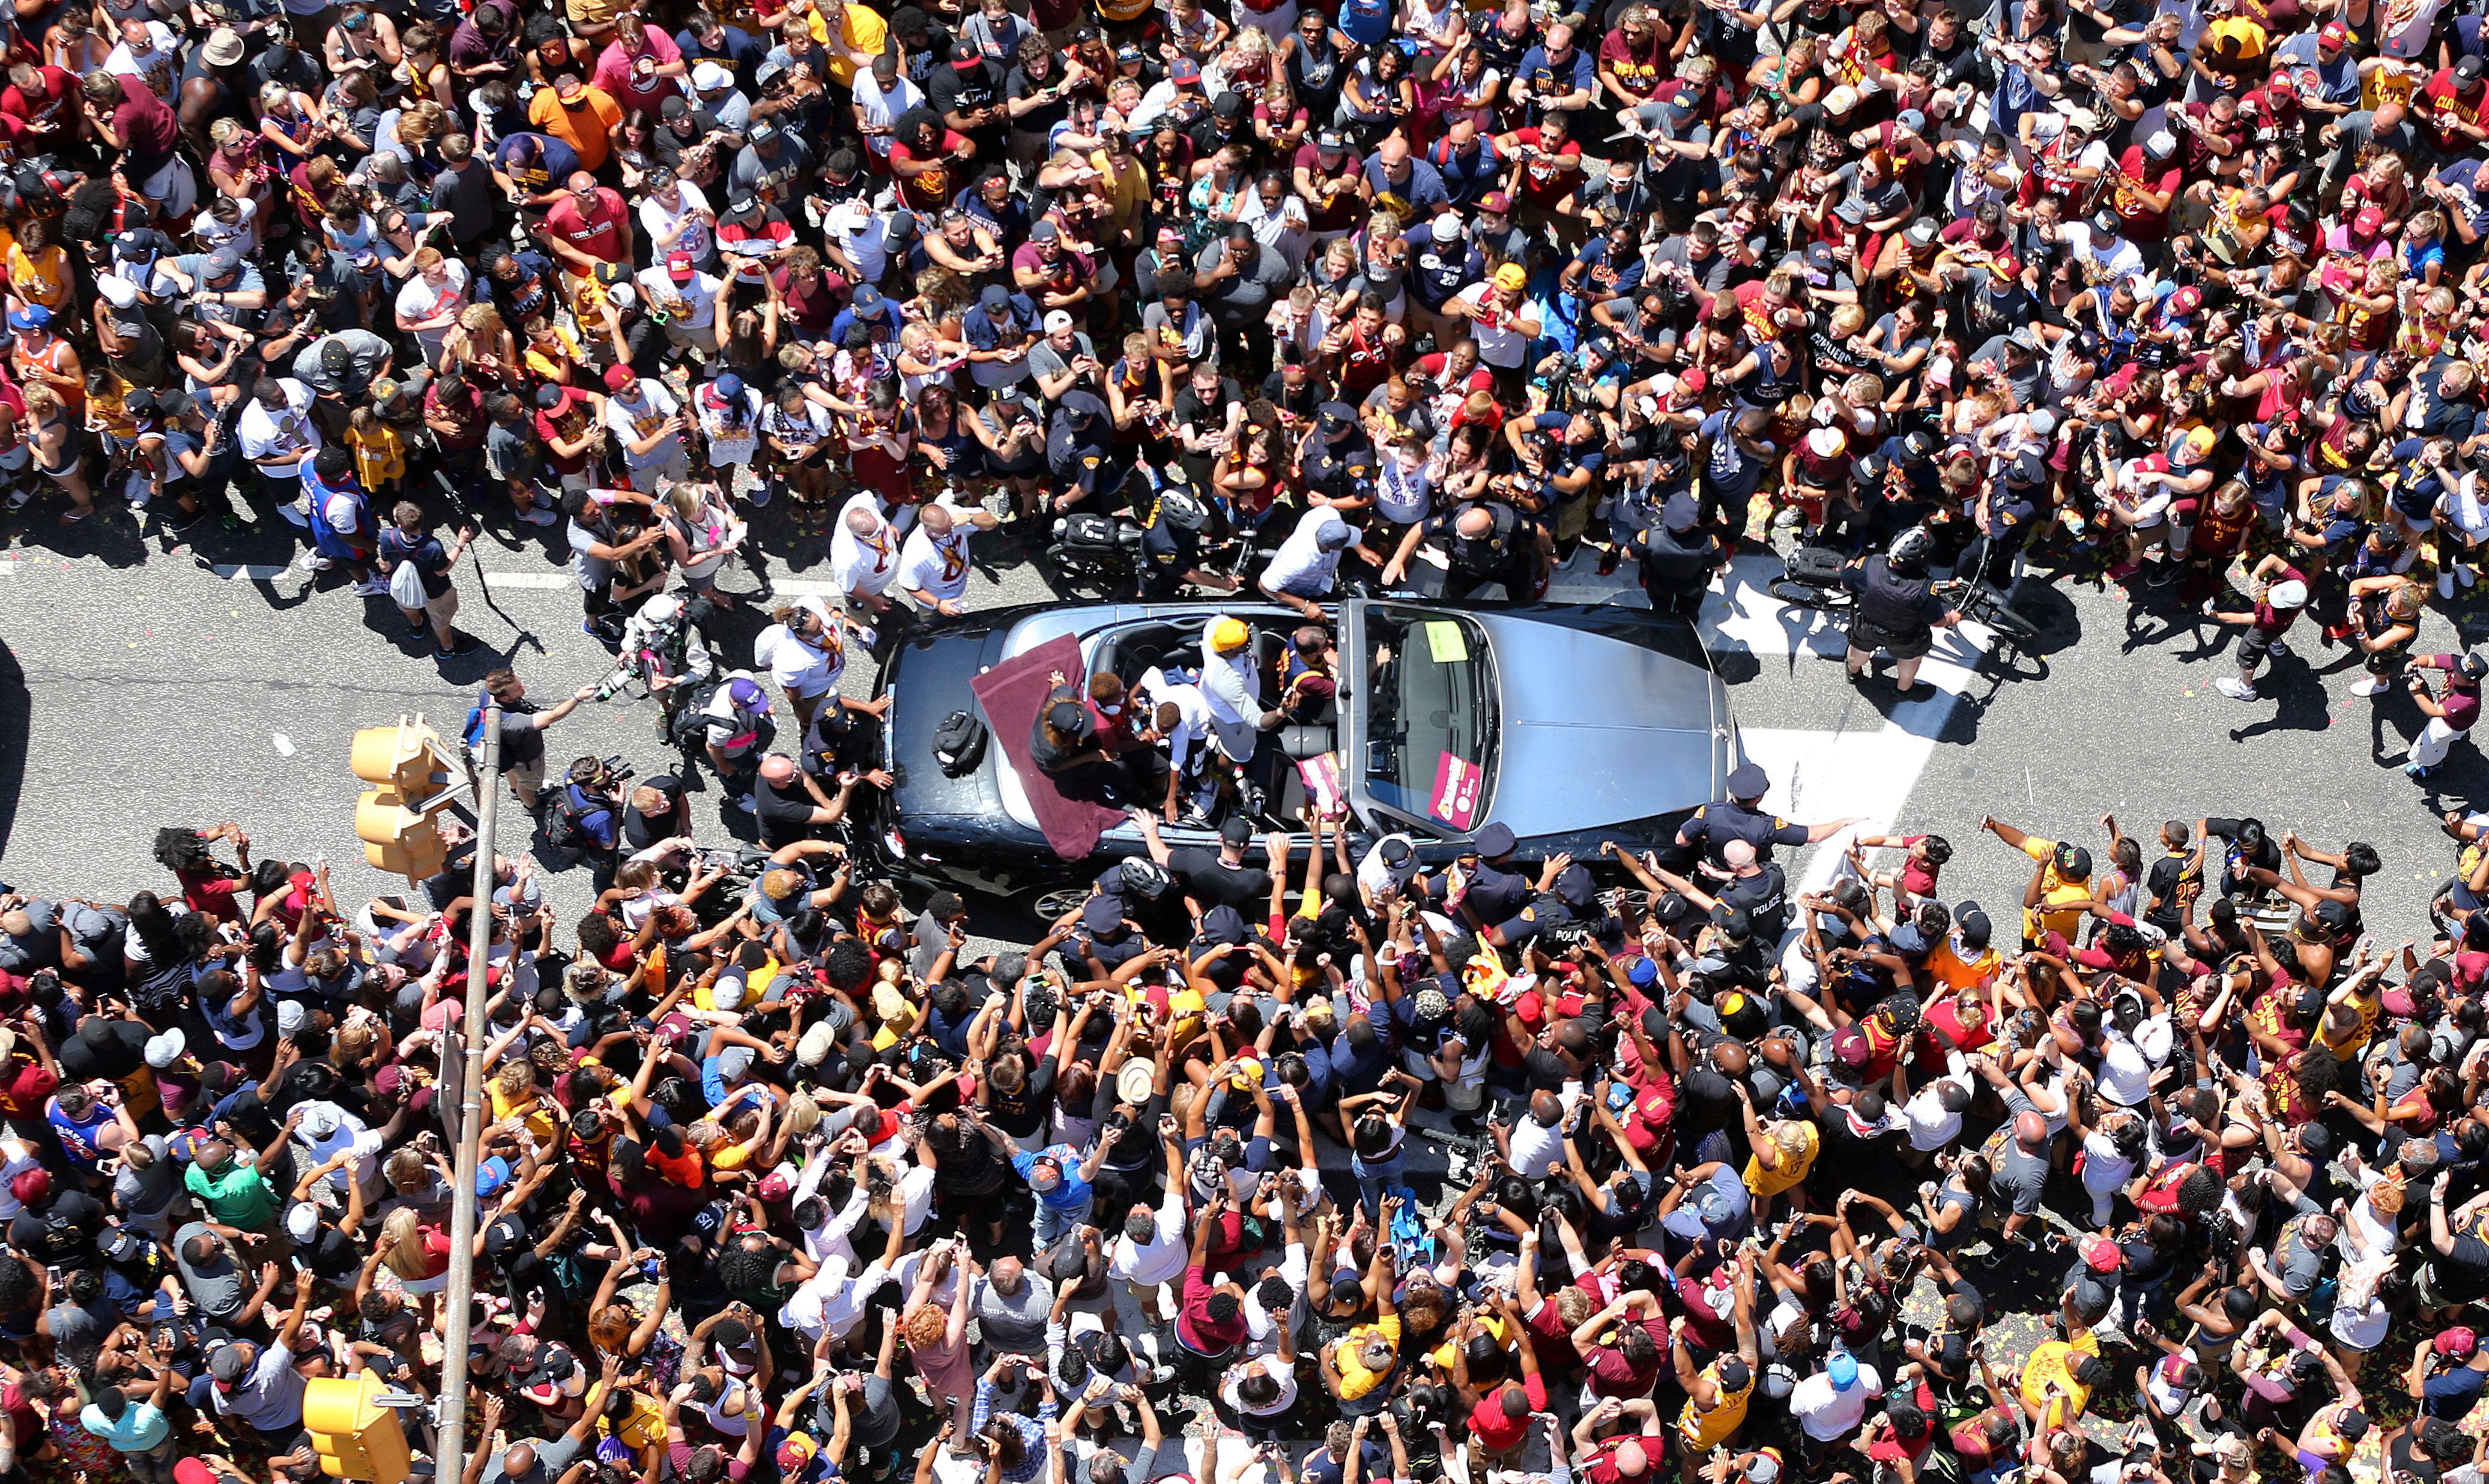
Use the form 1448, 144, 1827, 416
2020, 1329, 2099, 1429
1429, 1312, 1507, 1371
584, 1382, 665, 1452
1743, 1120, 1819, 1198
826, 4, 888, 85
489, 1084, 560, 1147
1332, 1314, 1402, 1400
346, 421, 406, 487
1678, 1363, 1756, 1450
2017, 837, 2093, 943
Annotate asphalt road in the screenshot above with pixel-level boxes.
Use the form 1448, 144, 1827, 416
0, 490, 2479, 973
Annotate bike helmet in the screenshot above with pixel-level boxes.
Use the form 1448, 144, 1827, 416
1116, 857, 1174, 902
1888, 526, 1936, 573
1158, 486, 1214, 535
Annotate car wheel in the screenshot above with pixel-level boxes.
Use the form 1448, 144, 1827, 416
1028, 885, 1090, 928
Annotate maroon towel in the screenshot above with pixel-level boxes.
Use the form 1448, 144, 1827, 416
969, 633, 1124, 861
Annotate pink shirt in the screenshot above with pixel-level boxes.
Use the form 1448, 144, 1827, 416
592, 31, 685, 115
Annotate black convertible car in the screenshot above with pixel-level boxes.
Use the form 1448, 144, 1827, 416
857, 599, 1737, 923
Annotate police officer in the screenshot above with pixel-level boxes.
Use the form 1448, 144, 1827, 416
1443, 821, 1532, 928
1138, 480, 1239, 599
1423, 499, 1554, 602
1842, 526, 1959, 694
1960, 449, 2046, 590
1298, 402, 1378, 518
1675, 763, 1863, 877
1047, 390, 1131, 516
1641, 490, 1720, 621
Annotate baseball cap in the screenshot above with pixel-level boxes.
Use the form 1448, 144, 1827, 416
2460, 53, 2486, 85
1219, 815, 1254, 845
851, 285, 886, 316
2144, 128, 2179, 160
1493, 262, 1527, 292
2080, 1235, 2122, 1272
2438, 1327, 2479, 1359
1170, 57, 1202, 83
2321, 19, 2351, 45
1479, 190, 1513, 214
476, 1155, 513, 1198
603, 364, 638, 393
2267, 579, 2310, 609
692, 61, 733, 91
1827, 1352, 1859, 1389
666, 251, 695, 282
1895, 107, 1926, 132
2355, 205, 2386, 236
1043, 309, 1075, 333
1314, 128, 1347, 153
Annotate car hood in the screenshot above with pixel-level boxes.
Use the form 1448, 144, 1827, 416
1471, 609, 1728, 836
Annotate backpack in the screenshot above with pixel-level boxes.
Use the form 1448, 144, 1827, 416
542, 789, 594, 858
461, 686, 492, 755
932, 708, 987, 777
665, 680, 725, 752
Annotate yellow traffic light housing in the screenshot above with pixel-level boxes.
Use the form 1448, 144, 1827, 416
304, 1371, 413, 1484
352, 716, 464, 882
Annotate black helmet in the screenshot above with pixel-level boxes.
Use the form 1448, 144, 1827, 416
1888, 526, 1935, 573
1118, 857, 1173, 902
1158, 486, 1213, 534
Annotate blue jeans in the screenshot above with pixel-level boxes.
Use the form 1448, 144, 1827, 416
1351, 1147, 1406, 1219
1033, 1191, 1094, 1246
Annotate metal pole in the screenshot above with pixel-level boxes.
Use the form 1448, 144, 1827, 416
434, 701, 501, 1483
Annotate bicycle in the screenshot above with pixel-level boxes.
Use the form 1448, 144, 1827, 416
1765, 544, 2045, 663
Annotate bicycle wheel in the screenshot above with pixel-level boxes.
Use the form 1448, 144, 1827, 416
1768, 578, 1836, 608
1974, 599, 2042, 647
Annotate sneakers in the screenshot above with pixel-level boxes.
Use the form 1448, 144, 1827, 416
295, 552, 333, 572
276, 504, 310, 529
1773, 507, 1802, 529
2408, 761, 2439, 779
348, 578, 390, 597
3, 487, 26, 510
2213, 677, 2258, 701
748, 480, 774, 508
2144, 561, 2179, 587
721, 791, 755, 815
163, 509, 205, 535
2106, 560, 2140, 581
2267, 638, 2291, 658
519, 505, 560, 526
2445, 572, 2460, 600
2462, 564, 2478, 589
2351, 676, 2386, 696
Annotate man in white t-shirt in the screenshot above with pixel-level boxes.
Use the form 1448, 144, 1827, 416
1257, 504, 1369, 618
392, 250, 469, 369
636, 253, 730, 355
830, 491, 903, 614
1447, 262, 1542, 372
238, 377, 321, 517
637, 171, 716, 269
895, 500, 999, 615
600, 366, 689, 491
1789, 1351, 1884, 1468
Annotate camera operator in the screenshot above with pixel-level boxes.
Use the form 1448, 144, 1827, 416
613, 593, 719, 722
545, 756, 631, 890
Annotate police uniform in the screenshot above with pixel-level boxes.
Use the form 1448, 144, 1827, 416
1679, 764, 1811, 869
1841, 553, 1947, 660
1300, 403, 1378, 510
1428, 499, 1538, 601
1641, 492, 1721, 621
1047, 391, 1132, 513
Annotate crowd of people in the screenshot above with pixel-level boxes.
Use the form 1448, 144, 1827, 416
26, 0, 2489, 1482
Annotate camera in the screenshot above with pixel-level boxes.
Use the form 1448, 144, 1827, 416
591, 657, 642, 701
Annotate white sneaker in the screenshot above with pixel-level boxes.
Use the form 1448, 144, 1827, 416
2444, 572, 2459, 600
276, 504, 310, 529
295, 551, 333, 571
2463, 564, 2478, 589
2267, 638, 2291, 658
2213, 677, 2258, 701
2352, 676, 2386, 696
519, 505, 560, 526
348, 578, 390, 597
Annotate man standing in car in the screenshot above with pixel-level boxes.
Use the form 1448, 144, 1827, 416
1167, 817, 1274, 917
1843, 527, 1959, 696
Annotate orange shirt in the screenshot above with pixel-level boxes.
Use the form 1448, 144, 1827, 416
527, 83, 623, 172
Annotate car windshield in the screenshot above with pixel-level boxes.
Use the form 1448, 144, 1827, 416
1358, 606, 1495, 831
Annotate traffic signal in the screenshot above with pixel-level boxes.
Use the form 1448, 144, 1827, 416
351, 717, 461, 881
304, 1371, 413, 1484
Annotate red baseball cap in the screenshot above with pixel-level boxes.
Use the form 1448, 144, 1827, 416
2355, 205, 2386, 236
2321, 19, 2351, 45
